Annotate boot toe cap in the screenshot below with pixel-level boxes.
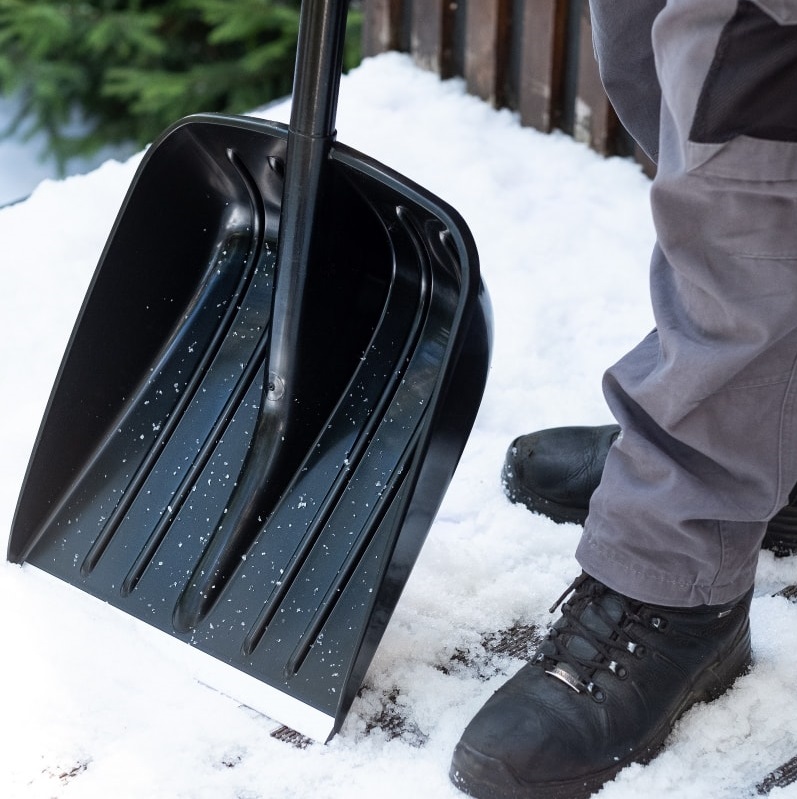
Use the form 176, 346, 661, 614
502, 425, 620, 524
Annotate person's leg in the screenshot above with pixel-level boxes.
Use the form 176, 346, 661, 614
578, 0, 797, 606
452, 2, 797, 796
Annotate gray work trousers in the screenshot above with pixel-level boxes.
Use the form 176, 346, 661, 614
576, 0, 797, 606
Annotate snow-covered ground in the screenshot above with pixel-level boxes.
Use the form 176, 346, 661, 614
2, 53, 796, 798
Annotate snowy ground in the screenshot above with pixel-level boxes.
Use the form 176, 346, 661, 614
2, 53, 796, 798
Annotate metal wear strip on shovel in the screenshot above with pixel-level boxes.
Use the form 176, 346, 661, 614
8, 0, 491, 742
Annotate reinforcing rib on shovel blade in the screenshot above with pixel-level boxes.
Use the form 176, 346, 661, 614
8, 0, 492, 743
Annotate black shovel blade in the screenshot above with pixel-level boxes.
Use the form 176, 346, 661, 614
8, 114, 491, 741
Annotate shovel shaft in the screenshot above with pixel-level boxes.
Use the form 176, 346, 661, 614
270, 0, 349, 389
269, 0, 349, 408
290, 0, 349, 139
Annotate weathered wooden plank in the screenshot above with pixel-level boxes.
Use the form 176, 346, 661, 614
410, 0, 456, 78
517, 0, 568, 132
362, 0, 405, 58
464, 0, 511, 107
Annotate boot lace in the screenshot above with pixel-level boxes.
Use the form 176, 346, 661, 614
540, 573, 653, 701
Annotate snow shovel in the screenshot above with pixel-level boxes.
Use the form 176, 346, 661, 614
7, 0, 491, 741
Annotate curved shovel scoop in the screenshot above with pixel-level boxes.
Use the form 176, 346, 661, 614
8, 0, 491, 742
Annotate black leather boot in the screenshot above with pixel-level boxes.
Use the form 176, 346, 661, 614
450, 573, 753, 799
502, 425, 619, 525
502, 424, 797, 555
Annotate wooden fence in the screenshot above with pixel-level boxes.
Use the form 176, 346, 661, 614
361, 0, 654, 174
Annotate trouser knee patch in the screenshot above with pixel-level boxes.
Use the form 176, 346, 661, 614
690, 0, 797, 144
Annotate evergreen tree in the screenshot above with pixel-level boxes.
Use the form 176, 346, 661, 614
0, 0, 362, 169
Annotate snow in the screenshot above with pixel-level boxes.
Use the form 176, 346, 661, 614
2, 52, 796, 798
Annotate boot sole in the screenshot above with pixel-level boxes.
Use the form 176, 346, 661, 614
450, 620, 752, 799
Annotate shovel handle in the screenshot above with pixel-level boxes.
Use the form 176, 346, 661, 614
268, 0, 349, 405
290, 0, 349, 139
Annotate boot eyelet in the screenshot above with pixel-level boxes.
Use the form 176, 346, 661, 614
608, 661, 628, 680
587, 682, 605, 703
626, 641, 646, 658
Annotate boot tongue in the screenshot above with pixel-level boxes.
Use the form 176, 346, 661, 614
566, 591, 623, 659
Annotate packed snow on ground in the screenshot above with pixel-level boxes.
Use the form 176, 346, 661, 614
1, 53, 795, 799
